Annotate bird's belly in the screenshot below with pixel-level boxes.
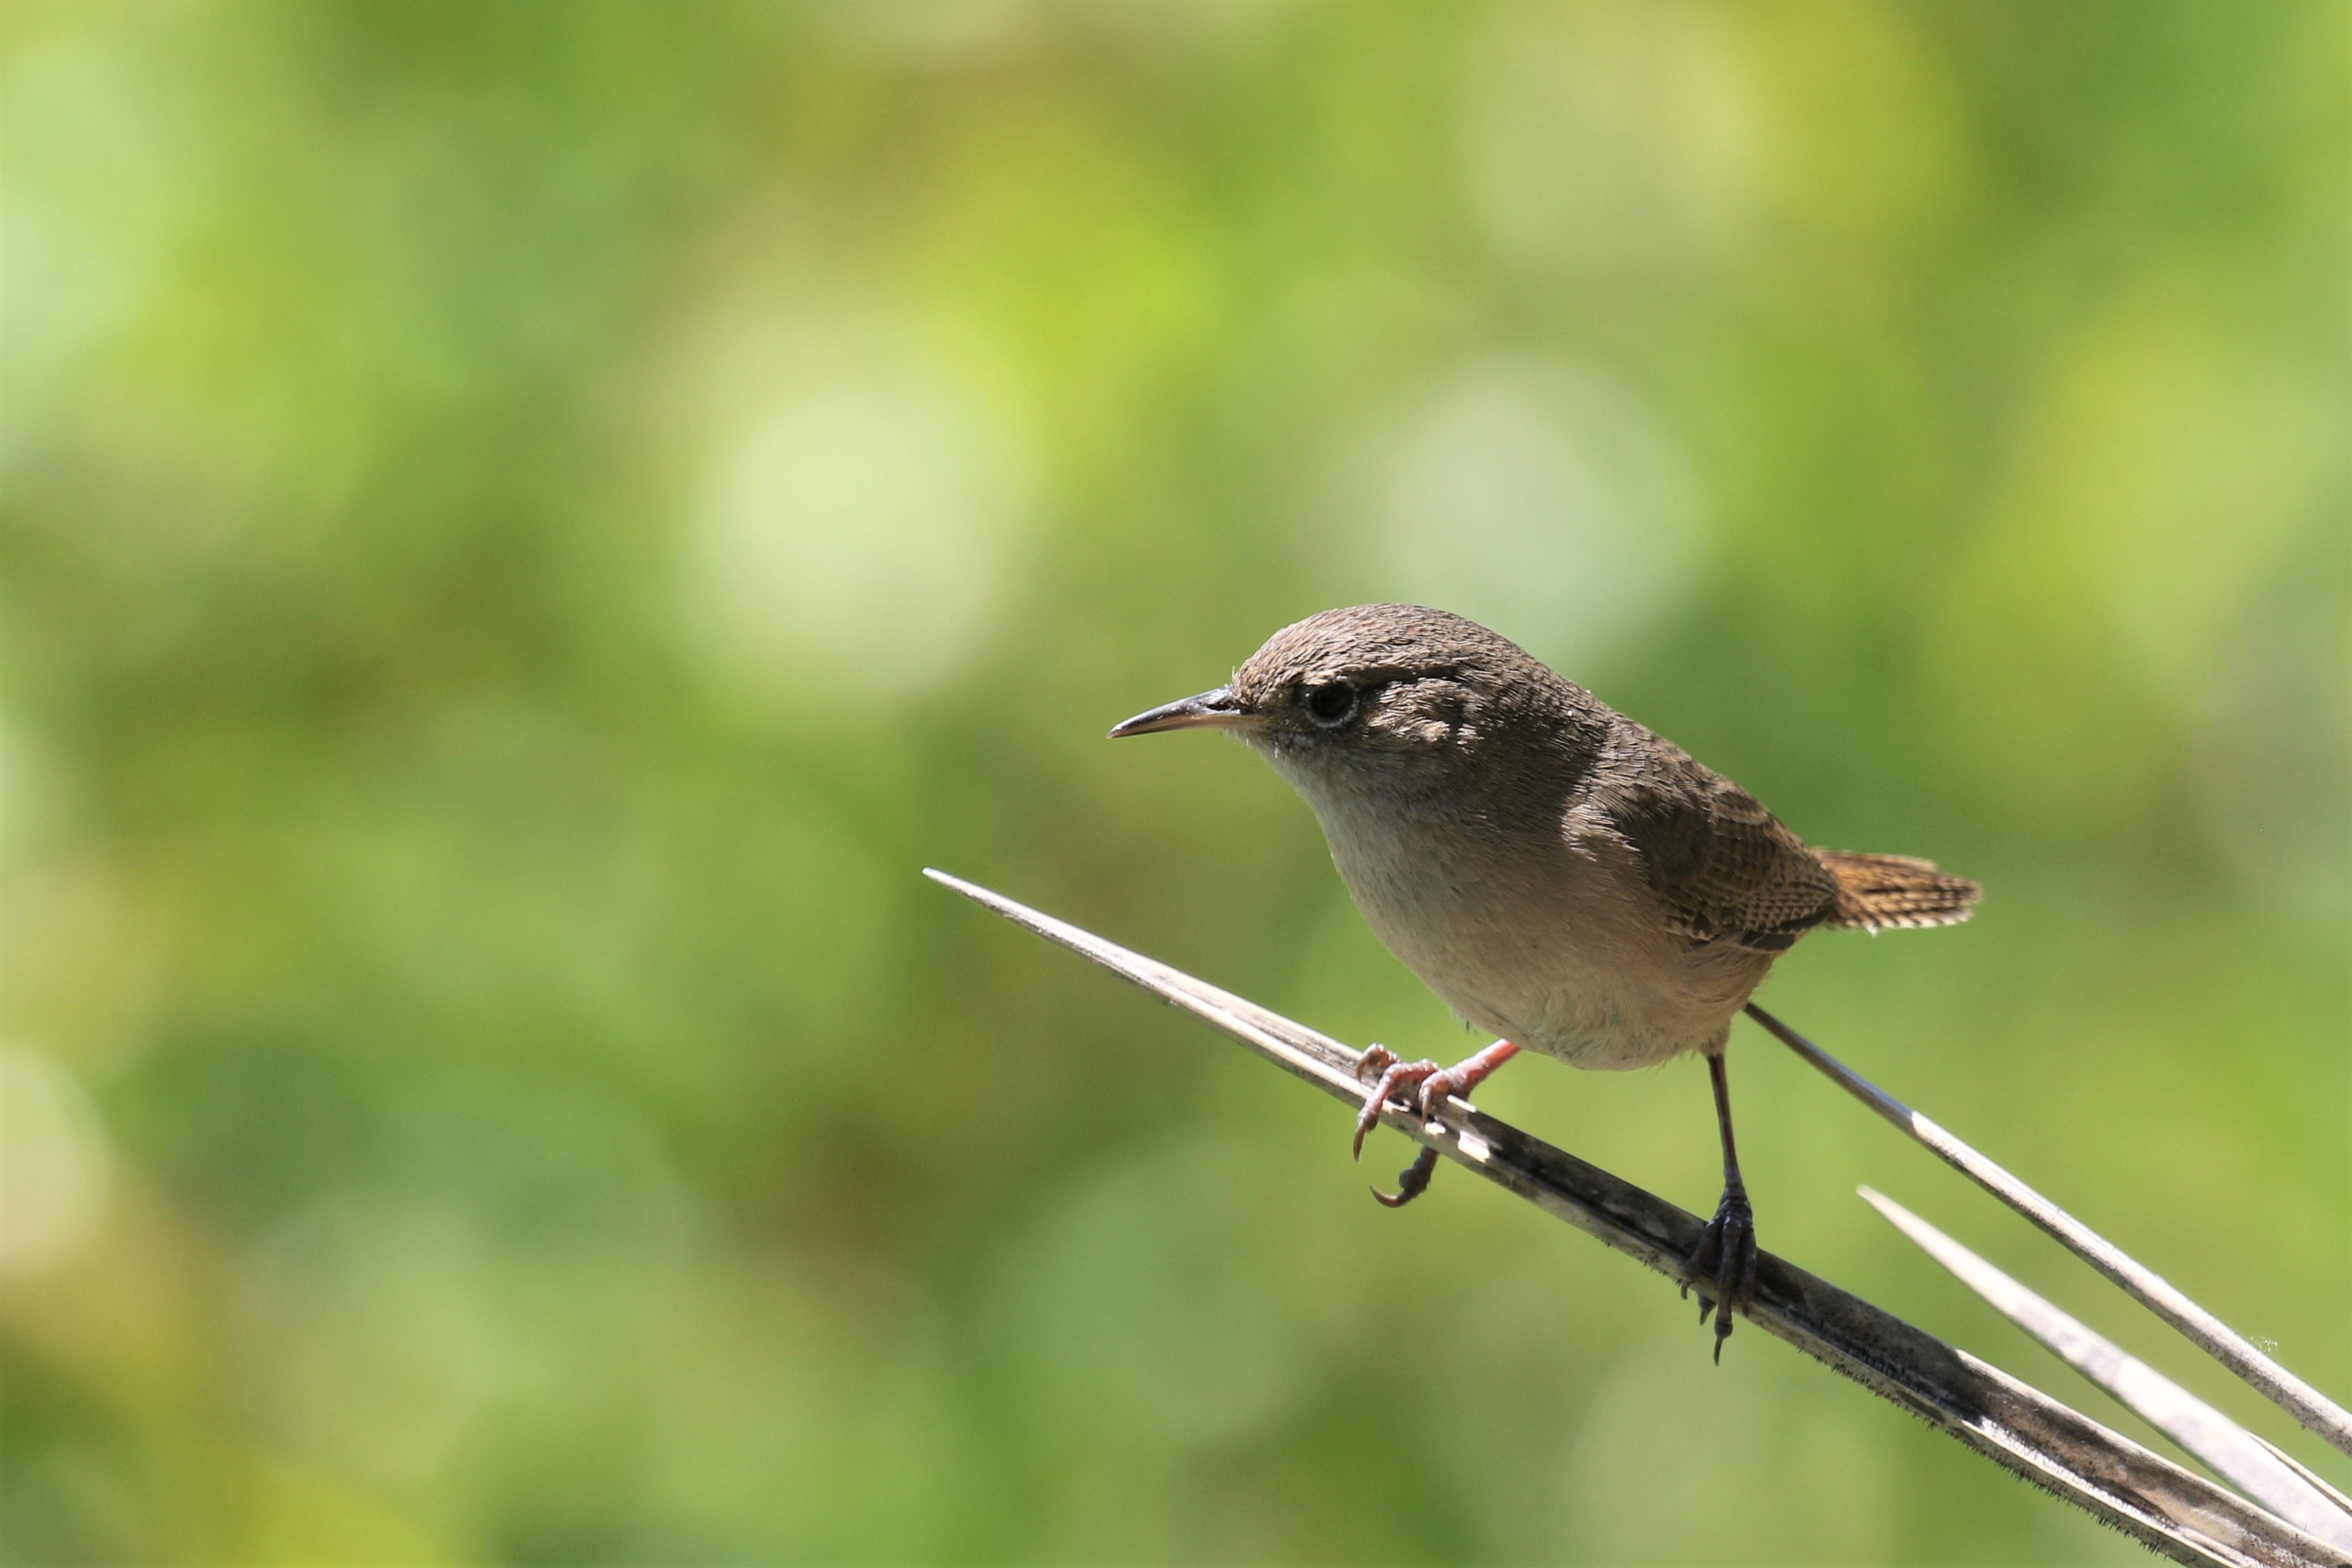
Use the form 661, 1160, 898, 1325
1392, 919, 1739, 1070
1322, 820, 1766, 1071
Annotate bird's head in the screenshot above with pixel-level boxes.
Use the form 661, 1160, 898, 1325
1109, 605, 1589, 805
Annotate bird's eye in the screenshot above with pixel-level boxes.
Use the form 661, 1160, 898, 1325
1304, 681, 1358, 727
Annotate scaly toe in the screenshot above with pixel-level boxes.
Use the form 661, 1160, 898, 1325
1683, 1193, 1757, 1354
1414, 1071, 1462, 1121
1353, 1059, 1435, 1159
1681, 1226, 1720, 1305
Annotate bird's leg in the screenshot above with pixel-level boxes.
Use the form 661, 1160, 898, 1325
1681, 1048, 1759, 1361
1352, 1039, 1520, 1207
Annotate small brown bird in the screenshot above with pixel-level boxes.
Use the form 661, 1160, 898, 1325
1111, 604, 1978, 1353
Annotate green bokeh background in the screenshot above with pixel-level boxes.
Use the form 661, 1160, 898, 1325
4, 2, 2346, 1563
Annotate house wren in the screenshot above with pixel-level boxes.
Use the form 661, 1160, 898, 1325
1111, 604, 1979, 1353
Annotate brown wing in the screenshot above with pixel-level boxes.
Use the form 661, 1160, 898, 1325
1601, 742, 1840, 953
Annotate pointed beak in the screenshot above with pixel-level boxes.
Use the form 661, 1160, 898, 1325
1107, 686, 1260, 739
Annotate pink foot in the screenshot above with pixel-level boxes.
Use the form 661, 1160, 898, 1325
1351, 1040, 1520, 1206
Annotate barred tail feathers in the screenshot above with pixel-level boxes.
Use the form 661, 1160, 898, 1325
1817, 850, 1980, 931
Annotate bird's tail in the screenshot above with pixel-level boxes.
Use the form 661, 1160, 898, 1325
1816, 850, 1981, 931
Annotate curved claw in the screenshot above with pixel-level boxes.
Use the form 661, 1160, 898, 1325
1352, 1046, 1397, 1158
1371, 1146, 1440, 1208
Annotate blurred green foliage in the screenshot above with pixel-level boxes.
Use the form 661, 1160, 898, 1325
2, 1, 2345, 1563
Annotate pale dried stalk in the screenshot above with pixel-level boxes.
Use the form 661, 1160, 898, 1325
1861, 1187, 2352, 1550
1746, 1005, 2352, 1459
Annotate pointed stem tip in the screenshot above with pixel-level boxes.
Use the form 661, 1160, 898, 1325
1748, 1003, 2352, 1459
1862, 1186, 2352, 1551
